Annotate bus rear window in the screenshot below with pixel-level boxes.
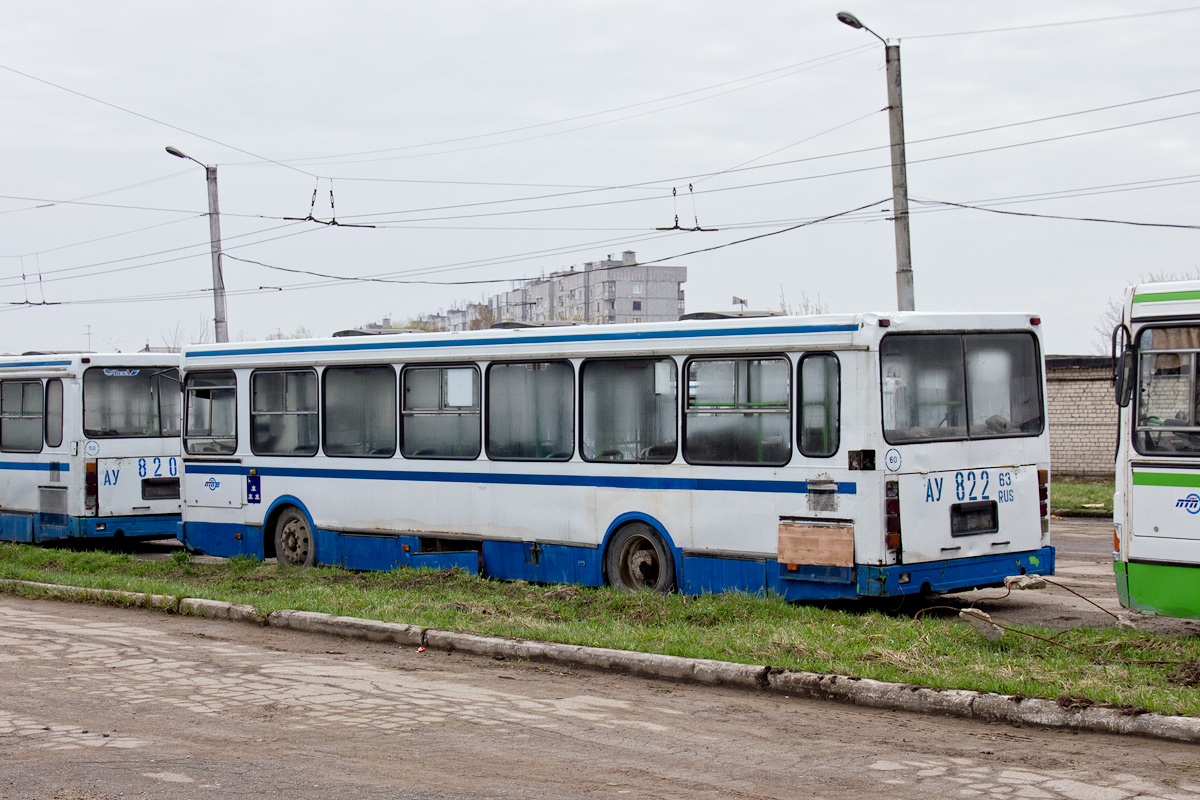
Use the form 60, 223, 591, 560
881, 333, 1042, 444
84, 367, 181, 438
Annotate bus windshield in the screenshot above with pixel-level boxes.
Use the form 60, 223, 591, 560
83, 367, 181, 438
881, 332, 1043, 444
1134, 325, 1200, 454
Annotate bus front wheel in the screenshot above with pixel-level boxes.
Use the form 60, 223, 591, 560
274, 507, 316, 568
605, 522, 675, 593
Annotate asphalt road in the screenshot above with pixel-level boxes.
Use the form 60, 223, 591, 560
2, 595, 1199, 800
952, 517, 1200, 637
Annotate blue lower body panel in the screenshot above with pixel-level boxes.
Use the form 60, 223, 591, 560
857, 546, 1056, 597
180, 519, 1054, 602
682, 555, 768, 596
182, 521, 264, 558
0, 511, 179, 544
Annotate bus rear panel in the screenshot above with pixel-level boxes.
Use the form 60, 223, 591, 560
0, 354, 181, 545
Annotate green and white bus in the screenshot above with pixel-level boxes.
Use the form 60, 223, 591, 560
1113, 280, 1200, 619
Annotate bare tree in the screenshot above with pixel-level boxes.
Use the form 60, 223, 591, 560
468, 305, 496, 330
160, 316, 213, 350
778, 285, 830, 316
1091, 269, 1200, 354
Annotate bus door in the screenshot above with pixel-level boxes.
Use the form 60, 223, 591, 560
95, 455, 182, 517
1127, 465, 1200, 565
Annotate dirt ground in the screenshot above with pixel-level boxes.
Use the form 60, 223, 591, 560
947, 517, 1200, 638
1, 595, 1198, 800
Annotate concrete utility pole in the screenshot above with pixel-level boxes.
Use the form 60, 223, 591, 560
165, 146, 230, 342
837, 11, 915, 311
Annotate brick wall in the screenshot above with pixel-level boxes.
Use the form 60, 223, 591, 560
1045, 356, 1116, 478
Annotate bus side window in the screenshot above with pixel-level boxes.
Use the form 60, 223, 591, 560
486, 361, 573, 461
798, 353, 839, 457
44, 379, 64, 448
184, 371, 238, 455
683, 357, 791, 466
581, 358, 677, 463
401, 365, 479, 459
325, 365, 397, 458
251, 370, 318, 457
0, 380, 45, 453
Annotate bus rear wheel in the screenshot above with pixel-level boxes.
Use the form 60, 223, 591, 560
605, 522, 675, 592
274, 507, 315, 568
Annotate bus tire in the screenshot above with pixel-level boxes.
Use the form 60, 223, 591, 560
273, 507, 316, 568
604, 522, 675, 593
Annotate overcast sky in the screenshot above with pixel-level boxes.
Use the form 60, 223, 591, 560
3, 1, 1198, 355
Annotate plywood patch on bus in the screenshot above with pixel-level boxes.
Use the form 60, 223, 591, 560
777, 520, 854, 568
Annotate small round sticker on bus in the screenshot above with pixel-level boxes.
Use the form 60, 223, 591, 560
84, 440, 101, 457
884, 448, 902, 472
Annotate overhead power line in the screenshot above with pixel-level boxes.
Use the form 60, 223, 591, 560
4, 199, 888, 308
334, 91, 1200, 223
232, 198, 890, 287
272, 46, 876, 167
0, 63, 315, 177
902, 6, 1200, 40
0, 215, 207, 259
0, 170, 195, 217
915, 198, 1200, 230
0, 223, 317, 289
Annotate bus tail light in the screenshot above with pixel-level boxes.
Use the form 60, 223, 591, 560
1038, 469, 1050, 536
84, 460, 98, 514
885, 480, 901, 550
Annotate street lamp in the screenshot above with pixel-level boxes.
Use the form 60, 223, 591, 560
837, 11, 914, 312
165, 146, 229, 342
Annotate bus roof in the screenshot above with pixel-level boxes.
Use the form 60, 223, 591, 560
0, 352, 181, 378
1126, 279, 1200, 320
181, 311, 1042, 367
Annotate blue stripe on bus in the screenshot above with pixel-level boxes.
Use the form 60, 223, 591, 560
0, 461, 71, 472
0, 359, 73, 368
187, 462, 855, 495
188, 323, 861, 359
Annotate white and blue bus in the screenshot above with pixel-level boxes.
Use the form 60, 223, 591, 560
0, 353, 182, 544
179, 312, 1052, 599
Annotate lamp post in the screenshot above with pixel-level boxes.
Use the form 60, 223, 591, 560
837, 11, 914, 312
165, 146, 229, 342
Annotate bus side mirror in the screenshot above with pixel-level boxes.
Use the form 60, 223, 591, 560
1115, 346, 1135, 408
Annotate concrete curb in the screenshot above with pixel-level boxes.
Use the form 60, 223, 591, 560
179, 597, 264, 624
765, 671, 1200, 743
267, 609, 424, 646
3, 578, 1198, 744
1051, 508, 1112, 519
425, 629, 769, 689
0, 578, 179, 610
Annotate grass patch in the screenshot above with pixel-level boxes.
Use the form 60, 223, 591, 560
2, 541, 1197, 716
1051, 478, 1114, 512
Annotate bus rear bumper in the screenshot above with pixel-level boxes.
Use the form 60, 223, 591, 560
858, 546, 1056, 597
0, 511, 180, 544
67, 514, 182, 542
